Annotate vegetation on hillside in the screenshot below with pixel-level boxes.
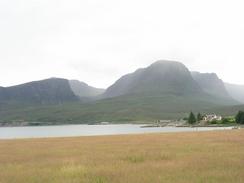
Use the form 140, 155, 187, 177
0, 92, 236, 125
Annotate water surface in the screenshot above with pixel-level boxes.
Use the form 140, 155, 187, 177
0, 124, 233, 139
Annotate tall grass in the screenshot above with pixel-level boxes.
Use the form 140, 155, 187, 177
0, 130, 244, 183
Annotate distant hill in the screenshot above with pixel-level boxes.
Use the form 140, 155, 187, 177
191, 72, 231, 98
69, 80, 105, 98
225, 83, 244, 103
103, 61, 202, 98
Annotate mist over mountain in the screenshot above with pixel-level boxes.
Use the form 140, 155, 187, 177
191, 72, 231, 98
225, 83, 244, 103
103, 60, 202, 98
69, 80, 105, 98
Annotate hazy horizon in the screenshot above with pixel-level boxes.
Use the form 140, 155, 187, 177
1, 0, 244, 88
1, 60, 243, 89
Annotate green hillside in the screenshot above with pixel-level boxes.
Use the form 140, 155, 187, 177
206, 104, 244, 116
0, 92, 237, 125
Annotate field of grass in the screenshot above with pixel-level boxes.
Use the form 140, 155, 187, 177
0, 130, 244, 183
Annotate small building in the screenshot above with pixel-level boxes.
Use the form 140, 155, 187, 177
203, 114, 222, 122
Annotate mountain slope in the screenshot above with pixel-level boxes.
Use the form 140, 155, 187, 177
0, 92, 237, 125
0, 78, 78, 105
69, 80, 105, 98
0, 93, 227, 124
191, 72, 231, 98
103, 60, 202, 98
225, 83, 244, 103
206, 104, 244, 117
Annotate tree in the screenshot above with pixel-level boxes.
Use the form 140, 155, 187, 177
188, 112, 196, 124
197, 113, 202, 122
235, 111, 244, 124
222, 118, 229, 124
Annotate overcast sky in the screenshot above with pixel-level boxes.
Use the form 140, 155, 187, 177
0, 0, 244, 88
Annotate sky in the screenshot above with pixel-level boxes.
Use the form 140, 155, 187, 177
0, 0, 244, 88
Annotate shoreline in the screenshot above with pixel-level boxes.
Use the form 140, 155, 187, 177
0, 120, 241, 128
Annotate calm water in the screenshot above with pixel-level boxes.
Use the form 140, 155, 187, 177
0, 124, 234, 139
0, 124, 233, 139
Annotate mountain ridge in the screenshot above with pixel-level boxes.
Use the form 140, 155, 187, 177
0, 60, 241, 125
0, 78, 104, 105
103, 60, 203, 98
0, 78, 78, 105
191, 71, 231, 99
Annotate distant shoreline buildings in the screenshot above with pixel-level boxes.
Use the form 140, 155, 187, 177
203, 114, 222, 122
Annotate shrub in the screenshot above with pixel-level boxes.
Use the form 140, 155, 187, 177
222, 117, 235, 124
210, 120, 218, 124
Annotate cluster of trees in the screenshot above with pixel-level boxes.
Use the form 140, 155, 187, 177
187, 110, 244, 125
235, 111, 244, 124
188, 112, 203, 124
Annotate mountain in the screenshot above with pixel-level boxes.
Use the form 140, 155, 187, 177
69, 80, 105, 99
0, 61, 240, 125
0, 78, 78, 105
103, 60, 202, 98
0, 78, 105, 107
0, 87, 7, 100
224, 83, 244, 103
191, 72, 231, 98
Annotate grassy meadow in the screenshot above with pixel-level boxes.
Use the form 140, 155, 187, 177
0, 130, 244, 183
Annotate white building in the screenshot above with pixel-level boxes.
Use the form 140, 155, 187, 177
203, 114, 222, 122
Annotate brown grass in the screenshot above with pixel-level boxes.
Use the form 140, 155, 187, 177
0, 130, 244, 183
